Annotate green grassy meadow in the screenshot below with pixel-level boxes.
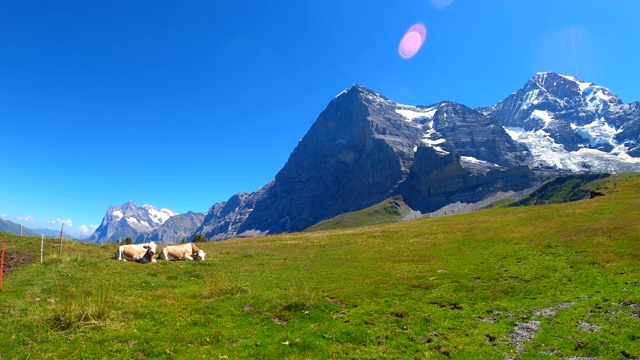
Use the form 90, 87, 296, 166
1, 174, 640, 359
306, 196, 413, 232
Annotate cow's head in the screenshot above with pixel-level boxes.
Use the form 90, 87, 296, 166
142, 242, 158, 263
147, 241, 157, 255
195, 249, 206, 261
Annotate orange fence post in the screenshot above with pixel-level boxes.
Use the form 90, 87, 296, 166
0, 242, 5, 291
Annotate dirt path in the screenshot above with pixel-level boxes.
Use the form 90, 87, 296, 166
2, 251, 34, 275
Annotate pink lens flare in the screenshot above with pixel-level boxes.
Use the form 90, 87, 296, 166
398, 23, 427, 59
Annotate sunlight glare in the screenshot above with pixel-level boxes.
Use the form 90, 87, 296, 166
431, 0, 455, 10
398, 23, 427, 59
537, 27, 594, 80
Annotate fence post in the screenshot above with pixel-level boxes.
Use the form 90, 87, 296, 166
41, 235, 44, 264
1, 242, 6, 291
59, 223, 64, 255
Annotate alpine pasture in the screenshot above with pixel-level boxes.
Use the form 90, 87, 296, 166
1, 174, 639, 359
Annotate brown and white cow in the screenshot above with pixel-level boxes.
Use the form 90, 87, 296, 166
115, 241, 157, 263
159, 243, 205, 261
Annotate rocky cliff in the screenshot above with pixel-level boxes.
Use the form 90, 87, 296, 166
92, 72, 640, 243
199, 84, 538, 238
88, 201, 204, 244
479, 72, 640, 171
137, 211, 205, 244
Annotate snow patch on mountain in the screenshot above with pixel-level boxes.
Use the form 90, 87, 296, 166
573, 118, 618, 148
461, 156, 498, 167
112, 210, 123, 220
521, 88, 546, 110
395, 107, 437, 122
505, 126, 640, 172
362, 87, 395, 107
531, 110, 554, 128
558, 74, 590, 92
394, 105, 448, 153
505, 127, 576, 170
126, 217, 151, 229
423, 136, 448, 154
583, 86, 612, 114
142, 204, 177, 226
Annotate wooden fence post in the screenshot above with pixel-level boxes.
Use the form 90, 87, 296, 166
1, 242, 6, 291
59, 223, 64, 255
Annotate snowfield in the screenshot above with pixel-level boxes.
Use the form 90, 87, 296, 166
505, 126, 640, 173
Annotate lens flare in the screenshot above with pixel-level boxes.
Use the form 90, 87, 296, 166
538, 27, 593, 80
398, 23, 427, 59
431, 0, 454, 9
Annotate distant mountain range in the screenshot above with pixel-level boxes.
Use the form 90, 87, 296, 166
0, 218, 37, 236
85, 72, 640, 243
86, 201, 204, 244
0, 218, 76, 238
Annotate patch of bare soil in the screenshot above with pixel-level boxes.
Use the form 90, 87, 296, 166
2, 251, 34, 275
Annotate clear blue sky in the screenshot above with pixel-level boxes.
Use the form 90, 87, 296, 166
1, 0, 639, 237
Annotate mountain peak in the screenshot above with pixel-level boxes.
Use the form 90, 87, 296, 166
529, 72, 584, 94
334, 84, 386, 100
88, 73, 640, 244
528, 72, 621, 110
337, 83, 367, 94
483, 71, 636, 160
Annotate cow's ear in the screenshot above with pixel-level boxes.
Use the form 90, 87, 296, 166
143, 245, 149, 249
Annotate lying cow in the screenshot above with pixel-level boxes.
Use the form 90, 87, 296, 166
115, 241, 157, 263
159, 243, 205, 261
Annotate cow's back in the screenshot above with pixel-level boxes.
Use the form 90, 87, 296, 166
159, 243, 196, 260
116, 243, 156, 262
122, 245, 143, 259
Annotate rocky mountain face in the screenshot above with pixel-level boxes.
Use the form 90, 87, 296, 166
397, 146, 533, 213
195, 187, 271, 240
479, 72, 640, 172
196, 83, 547, 239
91, 72, 640, 243
87, 201, 204, 244
137, 211, 205, 244
230, 87, 535, 236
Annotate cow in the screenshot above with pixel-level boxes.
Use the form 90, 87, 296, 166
159, 243, 206, 261
115, 241, 157, 263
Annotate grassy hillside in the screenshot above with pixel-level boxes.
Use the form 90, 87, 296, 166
511, 173, 613, 206
1, 174, 640, 359
306, 196, 414, 232
0, 218, 36, 236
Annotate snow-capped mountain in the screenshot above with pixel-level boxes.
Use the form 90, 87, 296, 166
196, 85, 536, 238
479, 72, 640, 172
90, 72, 640, 243
137, 211, 206, 244
196, 74, 640, 240
88, 201, 178, 244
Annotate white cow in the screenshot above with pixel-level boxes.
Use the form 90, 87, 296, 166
115, 242, 157, 263
159, 243, 206, 261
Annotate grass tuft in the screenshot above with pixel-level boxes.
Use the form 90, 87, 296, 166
48, 288, 115, 331
200, 274, 248, 298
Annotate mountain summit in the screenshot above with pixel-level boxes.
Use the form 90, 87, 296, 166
481, 72, 622, 130
88, 201, 177, 244
89, 73, 640, 243
480, 71, 640, 171
195, 83, 538, 239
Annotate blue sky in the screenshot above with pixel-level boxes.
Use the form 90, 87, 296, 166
1, 0, 639, 237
